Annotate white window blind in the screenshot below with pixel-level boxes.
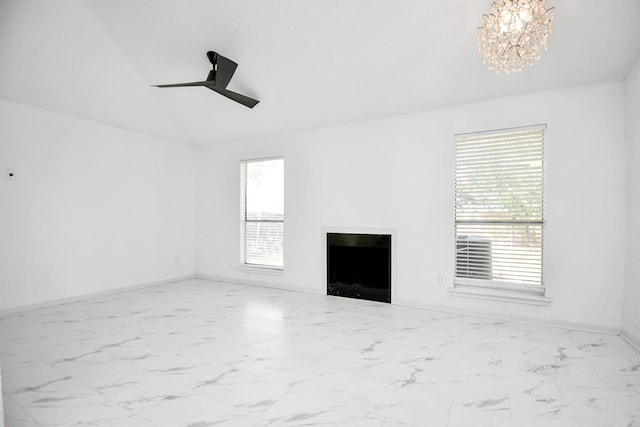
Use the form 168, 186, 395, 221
455, 126, 545, 289
242, 158, 284, 268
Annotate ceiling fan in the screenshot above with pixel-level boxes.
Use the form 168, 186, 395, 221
153, 51, 259, 109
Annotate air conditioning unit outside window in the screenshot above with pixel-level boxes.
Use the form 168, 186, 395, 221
456, 236, 492, 280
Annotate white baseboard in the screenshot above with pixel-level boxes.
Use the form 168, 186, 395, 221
195, 276, 622, 336
393, 297, 621, 336
0, 275, 197, 317
9, 273, 623, 340
196, 274, 323, 295
621, 327, 640, 352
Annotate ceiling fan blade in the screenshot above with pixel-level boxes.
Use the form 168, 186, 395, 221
153, 81, 207, 88
153, 51, 258, 109
213, 54, 238, 89
211, 87, 259, 108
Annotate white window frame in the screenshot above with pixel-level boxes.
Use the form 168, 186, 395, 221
240, 157, 284, 271
451, 125, 550, 305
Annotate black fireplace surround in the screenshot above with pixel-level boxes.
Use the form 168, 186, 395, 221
326, 233, 391, 303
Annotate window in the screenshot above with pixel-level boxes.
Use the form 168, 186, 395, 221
454, 126, 546, 299
241, 157, 284, 269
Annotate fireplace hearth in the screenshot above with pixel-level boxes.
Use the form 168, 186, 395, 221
326, 233, 391, 303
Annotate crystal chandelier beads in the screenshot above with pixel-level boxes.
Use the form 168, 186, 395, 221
477, 0, 554, 74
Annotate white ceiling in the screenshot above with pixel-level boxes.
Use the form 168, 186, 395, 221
1, 0, 639, 145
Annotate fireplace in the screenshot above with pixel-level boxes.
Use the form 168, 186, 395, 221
326, 233, 391, 303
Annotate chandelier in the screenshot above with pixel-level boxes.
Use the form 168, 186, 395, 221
477, 0, 554, 74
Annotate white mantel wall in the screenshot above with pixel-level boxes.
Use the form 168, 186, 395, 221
623, 54, 640, 348
0, 99, 196, 311
197, 82, 626, 332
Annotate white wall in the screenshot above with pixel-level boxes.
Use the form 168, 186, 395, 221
0, 99, 196, 311
197, 82, 627, 332
623, 55, 640, 347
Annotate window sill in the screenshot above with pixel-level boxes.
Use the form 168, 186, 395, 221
450, 283, 551, 306
239, 264, 284, 276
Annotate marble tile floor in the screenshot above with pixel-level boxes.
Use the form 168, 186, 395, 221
1, 278, 639, 427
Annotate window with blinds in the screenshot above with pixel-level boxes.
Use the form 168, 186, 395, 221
454, 126, 545, 290
242, 157, 284, 268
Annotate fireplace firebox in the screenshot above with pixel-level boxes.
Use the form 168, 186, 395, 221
326, 233, 391, 303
